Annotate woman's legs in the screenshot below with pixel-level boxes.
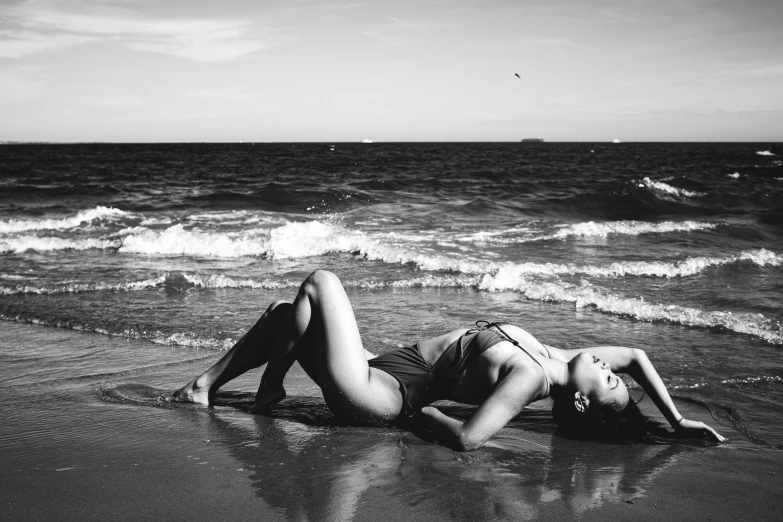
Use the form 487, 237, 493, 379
251, 270, 402, 421
168, 300, 291, 405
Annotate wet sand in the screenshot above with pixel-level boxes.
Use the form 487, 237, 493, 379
2, 321, 782, 521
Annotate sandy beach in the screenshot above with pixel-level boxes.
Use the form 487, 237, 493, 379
2, 0, 782, 515
2, 320, 781, 521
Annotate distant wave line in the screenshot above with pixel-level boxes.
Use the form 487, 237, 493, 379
0, 206, 129, 234
2, 248, 780, 296
1, 206, 722, 258
0, 314, 236, 351
477, 274, 782, 345
638, 177, 705, 198
3, 273, 780, 345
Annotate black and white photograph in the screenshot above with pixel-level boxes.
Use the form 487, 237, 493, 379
1, 1, 782, 520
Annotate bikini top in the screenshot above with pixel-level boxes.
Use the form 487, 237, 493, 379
474, 320, 551, 396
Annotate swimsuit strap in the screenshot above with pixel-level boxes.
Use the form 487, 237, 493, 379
474, 320, 550, 395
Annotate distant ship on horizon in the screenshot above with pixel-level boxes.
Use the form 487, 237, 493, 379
360, 138, 373, 144
521, 137, 544, 142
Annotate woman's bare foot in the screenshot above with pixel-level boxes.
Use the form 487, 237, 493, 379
161, 378, 213, 405
249, 381, 286, 413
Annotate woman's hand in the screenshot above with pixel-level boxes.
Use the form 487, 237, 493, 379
674, 417, 726, 442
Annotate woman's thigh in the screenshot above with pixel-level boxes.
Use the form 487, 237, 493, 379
294, 271, 402, 421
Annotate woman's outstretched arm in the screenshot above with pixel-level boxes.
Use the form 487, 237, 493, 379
549, 344, 726, 442
416, 362, 542, 451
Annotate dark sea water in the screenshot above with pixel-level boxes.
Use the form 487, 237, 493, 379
1, 142, 782, 449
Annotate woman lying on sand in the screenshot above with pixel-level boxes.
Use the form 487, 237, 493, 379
170, 270, 724, 450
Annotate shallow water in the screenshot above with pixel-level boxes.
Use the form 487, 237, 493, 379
1, 142, 782, 450
2, 320, 781, 521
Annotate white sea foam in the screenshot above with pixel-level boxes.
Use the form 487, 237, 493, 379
119, 224, 268, 257
111, 226, 150, 237
1, 305, 232, 350
0, 206, 128, 234
0, 276, 167, 295
721, 376, 782, 385
187, 210, 253, 222
546, 220, 718, 240
193, 266, 783, 344
452, 226, 543, 244
139, 217, 172, 226
182, 273, 300, 290
267, 221, 368, 259
734, 248, 783, 266
375, 230, 440, 244
640, 177, 704, 198
0, 215, 725, 262
118, 221, 371, 259
186, 210, 289, 227
192, 248, 782, 285
0, 219, 384, 259
6, 246, 778, 297
450, 220, 718, 245
756, 150, 775, 156
485, 249, 783, 279
183, 272, 483, 291
0, 236, 118, 254
346, 274, 483, 290
3, 263, 780, 344
358, 239, 494, 273
478, 273, 783, 344
144, 331, 235, 350
0, 274, 33, 280
727, 172, 741, 179
670, 382, 709, 390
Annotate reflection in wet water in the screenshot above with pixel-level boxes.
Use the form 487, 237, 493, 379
192, 397, 685, 522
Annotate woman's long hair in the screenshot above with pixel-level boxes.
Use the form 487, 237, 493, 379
551, 387, 661, 443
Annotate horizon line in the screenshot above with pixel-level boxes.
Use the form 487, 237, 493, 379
2, 140, 782, 145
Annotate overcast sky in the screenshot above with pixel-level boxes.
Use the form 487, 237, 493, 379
1, 0, 781, 142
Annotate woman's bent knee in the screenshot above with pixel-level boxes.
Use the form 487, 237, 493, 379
302, 270, 342, 296
262, 300, 291, 319
266, 300, 290, 312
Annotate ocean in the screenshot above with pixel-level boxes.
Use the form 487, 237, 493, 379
1, 142, 782, 457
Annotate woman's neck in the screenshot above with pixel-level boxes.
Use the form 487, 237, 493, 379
540, 358, 570, 396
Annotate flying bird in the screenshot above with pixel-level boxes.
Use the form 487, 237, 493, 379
514, 73, 520, 78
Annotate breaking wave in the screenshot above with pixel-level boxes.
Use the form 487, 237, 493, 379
0, 209, 723, 260
478, 272, 783, 345
3, 248, 780, 296
479, 249, 783, 279
0, 236, 118, 253
118, 221, 368, 259
3, 270, 780, 345
0, 206, 129, 234
453, 220, 720, 245
639, 177, 705, 198
0, 276, 167, 295
546, 220, 718, 240
4, 249, 780, 345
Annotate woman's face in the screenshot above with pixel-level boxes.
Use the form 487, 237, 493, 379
569, 352, 630, 410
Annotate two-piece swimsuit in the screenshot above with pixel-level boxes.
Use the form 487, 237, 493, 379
367, 321, 549, 420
